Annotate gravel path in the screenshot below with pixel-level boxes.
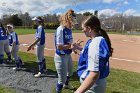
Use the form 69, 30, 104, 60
0, 62, 57, 93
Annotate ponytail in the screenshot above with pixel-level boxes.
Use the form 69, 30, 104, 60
99, 28, 113, 56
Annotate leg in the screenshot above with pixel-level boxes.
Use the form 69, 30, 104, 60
43, 58, 46, 71
4, 39, 11, 61
41, 46, 46, 70
0, 40, 4, 64
0, 55, 4, 64
54, 54, 67, 92
64, 55, 74, 89
18, 57, 23, 66
11, 45, 20, 68
35, 45, 45, 77
67, 55, 73, 77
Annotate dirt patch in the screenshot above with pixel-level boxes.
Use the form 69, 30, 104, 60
19, 33, 140, 73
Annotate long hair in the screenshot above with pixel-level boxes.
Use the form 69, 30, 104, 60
59, 9, 75, 28
83, 16, 113, 56
0, 23, 6, 35
37, 16, 44, 27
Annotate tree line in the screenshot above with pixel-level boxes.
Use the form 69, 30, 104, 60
0, 12, 140, 32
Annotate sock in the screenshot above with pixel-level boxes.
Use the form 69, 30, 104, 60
65, 76, 70, 85
56, 82, 63, 91
18, 57, 23, 67
0, 59, 3, 64
39, 62, 44, 74
6, 52, 12, 61
15, 60, 20, 68
43, 58, 46, 70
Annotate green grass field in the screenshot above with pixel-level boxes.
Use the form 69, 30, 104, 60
14, 28, 129, 35
15, 28, 140, 36
1, 52, 140, 93
0, 85, 16, 93
14, 28, 82, 35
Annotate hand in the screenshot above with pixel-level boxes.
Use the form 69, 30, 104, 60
72, 39, 84, 52
32, 46, 34, 50
73, 39, 84, 48
27, 45, 34, 51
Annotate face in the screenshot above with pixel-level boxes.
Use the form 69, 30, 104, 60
7, 26, 13, 32
82, 24, 91, 37
66, 11, 78, 28
35, 20, 40, 25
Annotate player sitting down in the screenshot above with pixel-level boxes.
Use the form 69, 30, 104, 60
7, 24, 23, 70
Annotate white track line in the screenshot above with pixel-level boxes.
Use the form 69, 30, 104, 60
44, 48, 55, 51
111, 57, 140, 63
20, 43, 55, 51
20, 43, 140, 63
122, 40, 135, 42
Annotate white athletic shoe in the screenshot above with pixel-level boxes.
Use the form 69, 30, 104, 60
13, 67, 21, 71
34, 72, 43, 78
63, 83, 74, 90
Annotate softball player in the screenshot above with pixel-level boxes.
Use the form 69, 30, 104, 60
0, 23, 11, 64
27, 17, 46, 78
7, 24, 23, 70
54, 9, 77, 93
74, 16, 113, 93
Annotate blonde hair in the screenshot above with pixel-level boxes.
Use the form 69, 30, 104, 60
59, 9, 75, 28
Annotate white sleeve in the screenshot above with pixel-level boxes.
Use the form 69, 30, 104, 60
56, 28, 64, 45
12, 32, 16, 42
36, 26, 42, 38
88, 39, 100, 71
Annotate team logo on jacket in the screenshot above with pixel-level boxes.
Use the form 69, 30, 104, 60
65, 35, 72, 39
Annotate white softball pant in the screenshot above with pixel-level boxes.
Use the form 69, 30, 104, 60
54, 53, 73, 84
80, 77, 106, 93
36, 44, 45, 62
0, 39, 10, 59
36, 44, 45, 73
10, 45, 19, 61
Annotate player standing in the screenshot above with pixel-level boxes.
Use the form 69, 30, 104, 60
27, 17, 46, 78
54, 9, 78, 93
74, 16, 113, 93
0, 23, 11, 64
7, 24, 23, 70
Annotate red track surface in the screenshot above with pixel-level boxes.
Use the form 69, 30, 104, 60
19, 33, 140, 73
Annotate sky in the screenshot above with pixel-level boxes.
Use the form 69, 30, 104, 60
0, 0, 140, 18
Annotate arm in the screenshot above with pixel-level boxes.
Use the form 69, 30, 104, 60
11, 32, 17, 52
57, 43, 71, 50
57, 39, 83, 51
27, 26, 42, 51
27, 38, 40, 51
11, 42, 16, 52
75, 71, 100, 93
72, 39, 84, 54
56, 27, 72, 50
75, 40, 100, 93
